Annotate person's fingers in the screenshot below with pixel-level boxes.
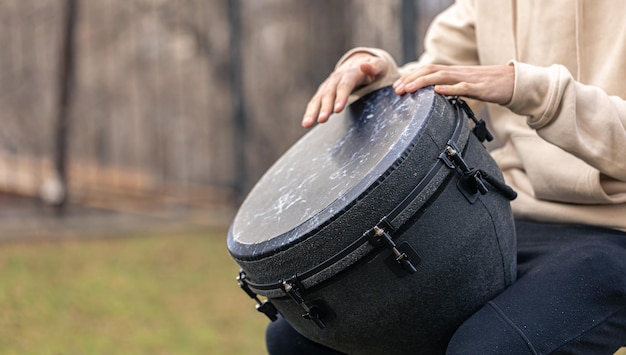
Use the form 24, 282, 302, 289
332, 60, 386, 113
394, 64, 459, 94
392, 64, 514, 104
302, 82, 327, 128
302, 74, 340, 127
302, 94, 322, 128
302, 54, 389, 128
317, 88, 336, 124
333, 78, 355, 114
393, 64, 439, 92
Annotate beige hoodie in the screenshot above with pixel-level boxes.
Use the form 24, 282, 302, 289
338, 0, 626, 231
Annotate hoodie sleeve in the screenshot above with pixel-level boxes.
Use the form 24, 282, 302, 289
406, 0, 479, 70
506, 61, 626, 181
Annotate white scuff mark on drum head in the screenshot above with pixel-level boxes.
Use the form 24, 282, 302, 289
230, 86, 434, 246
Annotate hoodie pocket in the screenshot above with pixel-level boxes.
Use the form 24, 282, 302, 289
512, 134, 618, 204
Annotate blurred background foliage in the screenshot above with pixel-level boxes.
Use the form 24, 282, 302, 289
0, 0, 452, 210
0, 0, 452, 353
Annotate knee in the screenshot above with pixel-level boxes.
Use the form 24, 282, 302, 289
265, 318, 294, 355
563, 239, 626, 290
533, 239, 626, 312
446, 302, 534, 355
265, 318, 317, 355
265, 317, 345, 355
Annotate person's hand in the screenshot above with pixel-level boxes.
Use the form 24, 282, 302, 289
302, 53, 388, 128
393, 64, 515, 105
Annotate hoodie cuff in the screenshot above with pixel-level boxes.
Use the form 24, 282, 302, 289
505, 60, 569, 130
336, 47, 399, 72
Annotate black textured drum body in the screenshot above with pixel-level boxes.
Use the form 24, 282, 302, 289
227, 86, 516, 355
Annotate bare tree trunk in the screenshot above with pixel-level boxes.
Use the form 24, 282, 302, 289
51, 0, 78, 210
228, 0, 247, 201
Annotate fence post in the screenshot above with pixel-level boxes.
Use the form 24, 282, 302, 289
401, 0, 418, 63
228, 0, 247, 201
52, 0, 78, 211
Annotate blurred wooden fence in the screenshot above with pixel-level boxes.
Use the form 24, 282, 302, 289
0, 0, 451, 215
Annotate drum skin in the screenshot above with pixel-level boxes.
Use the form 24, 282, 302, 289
227, 86, 516, 355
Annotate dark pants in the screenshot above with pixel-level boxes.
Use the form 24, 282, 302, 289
265, 220, 626, 354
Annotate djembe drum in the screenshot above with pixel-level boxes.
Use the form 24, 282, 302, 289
227, 86, 517, 354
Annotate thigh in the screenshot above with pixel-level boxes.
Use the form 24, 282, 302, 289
447, 221, 626, 355
266, 316, 346, 355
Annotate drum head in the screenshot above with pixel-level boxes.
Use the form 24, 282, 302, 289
228, 86, 436, 259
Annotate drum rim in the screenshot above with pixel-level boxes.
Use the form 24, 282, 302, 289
236, 95, 471, 297
227, 86, 438, 259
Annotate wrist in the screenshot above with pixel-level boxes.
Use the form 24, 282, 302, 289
335, 47, 382, 70
339, 52, 377, 68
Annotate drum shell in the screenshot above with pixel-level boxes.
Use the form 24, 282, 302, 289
270, 134, 516, 355
227, 91, 516, 354
230, 93, 468, 285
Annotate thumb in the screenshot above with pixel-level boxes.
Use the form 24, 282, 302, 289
360, 62, 384, 85
360, 60, 386, 77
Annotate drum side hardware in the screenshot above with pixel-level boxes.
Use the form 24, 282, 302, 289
282, 278, 329, 329
364, 222, 419, 275
237, 270, 279, 321
440, 140, 517, 202
440, 140, 488, 203
448, 96, 493, 143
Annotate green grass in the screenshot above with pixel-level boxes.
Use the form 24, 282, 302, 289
0, 228, 267, 354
